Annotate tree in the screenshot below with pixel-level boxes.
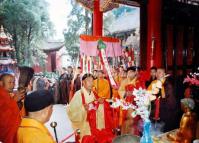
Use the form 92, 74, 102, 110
112, 6, 135, 18
64, 0, 91, 64
0, 0, 53, 66
103, 12, 115, 35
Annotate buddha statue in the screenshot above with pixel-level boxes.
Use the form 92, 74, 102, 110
167, 98, 197, 143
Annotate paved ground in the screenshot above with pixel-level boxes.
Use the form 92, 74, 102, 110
45, 104, 75, 142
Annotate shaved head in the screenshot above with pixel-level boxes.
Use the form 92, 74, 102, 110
0, 73, 15, 92
156, 68, 166, 80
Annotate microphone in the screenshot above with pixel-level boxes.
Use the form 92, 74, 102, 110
50, 121, 58, 143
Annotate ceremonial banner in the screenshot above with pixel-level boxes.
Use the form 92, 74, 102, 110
80, 35, 122, 57
79, 35, 122, 86
98, 39, 117, 87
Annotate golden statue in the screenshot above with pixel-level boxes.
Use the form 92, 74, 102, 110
167, 98, 197, 143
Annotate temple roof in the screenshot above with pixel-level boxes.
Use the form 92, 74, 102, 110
0, 45, 14, 51
107, 9, 139, 34
0, 58, 16, 65
0, 26, 12, 41
0, 26, 14, 51
41, 41, 65, 52
76, 0, 119, 12
112, 0, 140, 7
76, 0, 140, 12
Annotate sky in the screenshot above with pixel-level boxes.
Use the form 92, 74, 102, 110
47, 0, 72, 40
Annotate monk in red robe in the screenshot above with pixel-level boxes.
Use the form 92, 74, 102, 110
0, 74, 21, 143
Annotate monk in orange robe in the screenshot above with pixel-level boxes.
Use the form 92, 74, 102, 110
93, 70, 110, 99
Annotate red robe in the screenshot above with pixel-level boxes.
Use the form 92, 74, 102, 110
122, 80, 145, 136
81, 92, 115, 143
0, 87, 21, 143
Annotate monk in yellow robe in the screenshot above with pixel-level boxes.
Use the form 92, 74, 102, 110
17, 90, 55, 143
118, 67, 127, 84
67, 73, 114, 142
67, 74, 96, 140
93, 70, 110, 99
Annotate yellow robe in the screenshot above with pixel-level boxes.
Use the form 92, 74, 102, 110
147, 79, 165, 98
17, 118, 55, 143
67, 87, 105, 140
112, 76, 120, 99
93, 78, 110, 99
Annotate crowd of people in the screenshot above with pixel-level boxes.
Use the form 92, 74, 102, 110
0, 65, 198, 143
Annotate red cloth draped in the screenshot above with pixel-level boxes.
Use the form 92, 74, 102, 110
122, 80, 145, 136
154, 98, 160, 120
112, 107, 120, 129
81, 92, 115, 143
0, 87, 21, 143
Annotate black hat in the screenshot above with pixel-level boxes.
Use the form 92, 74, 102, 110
127, 66, 139, 72
25, 90, 53, 112
82, 73, 94, 81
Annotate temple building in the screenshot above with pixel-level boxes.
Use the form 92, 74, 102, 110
33, 41, 67, 73
77, 0, 199, 75
0, 25, 16, 74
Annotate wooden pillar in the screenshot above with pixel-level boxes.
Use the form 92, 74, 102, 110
173, 24, 178, 76
146, 0, 162, 69
93, 0, 103, 36
183, 25, 188, 75
140, 1, 148, 69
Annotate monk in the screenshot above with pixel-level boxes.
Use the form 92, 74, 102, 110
145, 66, 157, 88
118, 66, 145, 135
93, 70, 111, 99
0, 74, 22, 143
0, 73, 25, 102
118, 66, 127, 84
69, 67, 82, 101
67, 73, 114, 142
147, 68, 177, 132
17, 90, 55, 143
111, 67, 120, 99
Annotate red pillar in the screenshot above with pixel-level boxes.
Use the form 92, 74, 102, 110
146, 0, 162, 70
93, 0, 103, 36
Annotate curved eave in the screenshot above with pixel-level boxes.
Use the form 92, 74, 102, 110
43, 44, 65, 53
112, 0, 140, 7
76, 0, 119, 12
0, 59, 16, 65
76, 0, 94, 11
0, 46, 14, 51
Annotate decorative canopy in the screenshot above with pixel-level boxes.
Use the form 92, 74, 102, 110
80, 34, 122, 57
